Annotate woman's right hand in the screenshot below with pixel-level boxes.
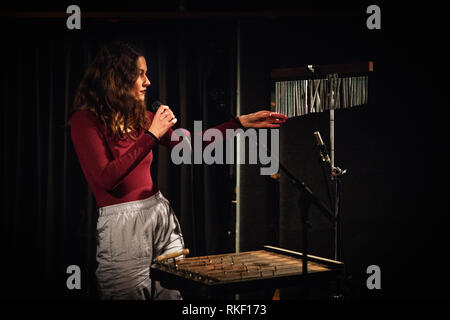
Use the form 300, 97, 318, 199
148, 105, 177, 139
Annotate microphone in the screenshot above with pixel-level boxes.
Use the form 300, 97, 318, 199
151, 100, 162, 113
151, 100, 192, 148
314, 131, 331, 164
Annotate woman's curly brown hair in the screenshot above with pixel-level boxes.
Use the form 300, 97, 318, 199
71, 41, 149, 139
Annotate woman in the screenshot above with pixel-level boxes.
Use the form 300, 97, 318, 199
70, 41, 287, 300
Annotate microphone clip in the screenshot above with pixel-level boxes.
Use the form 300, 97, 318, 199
331, 166, 347, 178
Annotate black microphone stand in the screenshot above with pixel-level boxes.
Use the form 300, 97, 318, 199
315, 140, 337, 260
332, 166, 346, 261
188, 134, 197, 256
277, 163, 336, 275
177, 121, 197, 256
225, 112, 336, 276
331, 165, 347, 299
315, 136, 347, 297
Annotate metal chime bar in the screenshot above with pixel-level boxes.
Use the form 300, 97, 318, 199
274, 75, 369, 118
271, 61, 373, 118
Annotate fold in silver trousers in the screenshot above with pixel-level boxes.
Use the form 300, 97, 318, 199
96, 191, 184, 300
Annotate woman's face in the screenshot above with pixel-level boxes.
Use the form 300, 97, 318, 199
132, 56, 151, 102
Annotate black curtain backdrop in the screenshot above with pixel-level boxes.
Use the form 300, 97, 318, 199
236, 4, 448, 299
0, 17, 237, 299
0, 2, 448, 301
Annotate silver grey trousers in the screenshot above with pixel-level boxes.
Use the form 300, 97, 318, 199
96, 191, 184, 300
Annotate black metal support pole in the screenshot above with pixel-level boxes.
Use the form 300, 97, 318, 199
334, 175, 342, 262
298, 193, 311, 275
331, 168, 346, 299
190, 150, 197, 256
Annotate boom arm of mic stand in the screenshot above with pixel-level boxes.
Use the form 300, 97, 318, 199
279, 163, 335, 223
223, 109, 335, 277
228, 111, 335, 223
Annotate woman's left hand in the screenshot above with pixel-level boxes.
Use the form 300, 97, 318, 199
238, 110, 288, 128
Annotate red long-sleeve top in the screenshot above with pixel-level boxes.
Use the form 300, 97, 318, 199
71, 110, 242, 207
